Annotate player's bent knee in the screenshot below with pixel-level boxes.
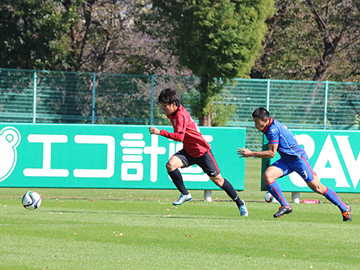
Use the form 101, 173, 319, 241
307, 178, 327, 195
317, 186, 326, 195
263, 166, 283, 185
166, 162, 176, 172
262, 174, 274, 186
312, 186, 322, 194
308, 183, 324, 194
211, 179, 222, 187
166, 159, 183, 172
210, 176, 224, 187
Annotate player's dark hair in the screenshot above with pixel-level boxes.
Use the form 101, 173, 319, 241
252, 107, 270, 120
158, 88, 180, 106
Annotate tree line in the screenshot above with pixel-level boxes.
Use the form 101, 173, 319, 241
1, 0, 359, 125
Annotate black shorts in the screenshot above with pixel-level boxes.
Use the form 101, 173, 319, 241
174, 149, 221, 177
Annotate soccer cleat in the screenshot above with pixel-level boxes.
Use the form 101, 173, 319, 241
239, 199, 248, 217
273, 206, 293, 218
173, 193, 192, 205
342, 205, 352, 222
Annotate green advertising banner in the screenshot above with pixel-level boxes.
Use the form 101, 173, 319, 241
0, 124, 245, 190
261, 130, 360, 193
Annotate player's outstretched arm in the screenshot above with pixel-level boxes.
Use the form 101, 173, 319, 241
237, 147, 254, 158
149, 127, 161, 135
237, 144, 278, 159
149, 126, 184, 142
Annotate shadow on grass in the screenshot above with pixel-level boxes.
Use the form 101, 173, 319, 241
46, 209, 242, 220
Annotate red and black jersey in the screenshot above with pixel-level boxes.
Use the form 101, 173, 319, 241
160, 105, 210, 157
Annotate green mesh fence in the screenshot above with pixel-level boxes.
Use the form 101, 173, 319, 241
0, 68, 359, 150
0, 69, 34, 122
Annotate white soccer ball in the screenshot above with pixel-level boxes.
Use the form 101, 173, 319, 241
22, 191, 41, 210
264, 192, 274, 203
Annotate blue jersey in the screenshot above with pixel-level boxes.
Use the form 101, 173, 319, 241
263, 118, 306, 160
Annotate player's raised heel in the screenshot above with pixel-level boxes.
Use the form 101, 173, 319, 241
273, 206, 292, 218
342, 205, 352, 222
239, 199, 248, 217
173, 194, 192, 205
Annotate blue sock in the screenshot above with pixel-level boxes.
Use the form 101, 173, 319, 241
324, 187, 348, 212
267, 181, 290, 207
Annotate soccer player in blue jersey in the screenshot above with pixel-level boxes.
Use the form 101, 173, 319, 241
238, 107, 352, 221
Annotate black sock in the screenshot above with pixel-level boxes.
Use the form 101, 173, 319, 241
168, 169, 189, 195
222, 179, 243, 207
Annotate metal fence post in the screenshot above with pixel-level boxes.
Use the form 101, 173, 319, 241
266, 79, 271, 110
33, 70, 37, 123
151, 75, 154, 125
324, 81, 329, 130
92, 73, 96, 124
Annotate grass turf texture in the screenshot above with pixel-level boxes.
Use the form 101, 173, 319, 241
0, 159, 359, 270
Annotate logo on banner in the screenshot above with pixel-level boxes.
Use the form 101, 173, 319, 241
289, 133, 360, 189
0, 127, 21, 182
123, 133, 213, 182
13, 131, 214, 183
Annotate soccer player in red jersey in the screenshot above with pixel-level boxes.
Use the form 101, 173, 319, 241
149, 88, 248, 216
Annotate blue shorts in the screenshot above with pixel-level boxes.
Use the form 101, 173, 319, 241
271, 155, 317, 182
174, 149, 220, 177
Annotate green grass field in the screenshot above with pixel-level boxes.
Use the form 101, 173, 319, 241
0, 159, 359, 270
